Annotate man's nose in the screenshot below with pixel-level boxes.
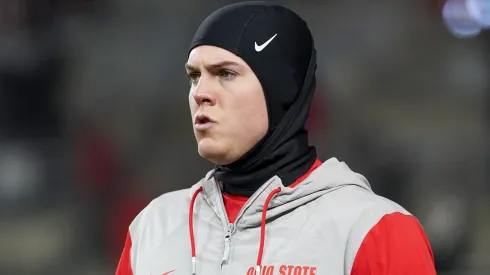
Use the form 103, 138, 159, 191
193, 81, 216, 106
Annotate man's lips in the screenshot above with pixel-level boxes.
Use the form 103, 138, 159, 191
194, 114, 215, 125
194, 114, 217, 131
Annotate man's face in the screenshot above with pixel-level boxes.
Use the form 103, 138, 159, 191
186, 45, 268, 165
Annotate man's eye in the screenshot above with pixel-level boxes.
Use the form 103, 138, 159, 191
187, 73, 200, 84
219, 70, 236, 79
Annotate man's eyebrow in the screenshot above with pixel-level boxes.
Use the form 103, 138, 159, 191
185, 63, 198, 71
185, 60, 241, 71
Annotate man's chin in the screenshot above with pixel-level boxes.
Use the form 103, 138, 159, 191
198, 142, 222, 162
199, 146, 237, 166
199, 153, 224, 165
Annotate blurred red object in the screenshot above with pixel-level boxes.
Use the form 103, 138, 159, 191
306, 88, 328, 134
107, 191, 149, 260
75, 128, 117, 197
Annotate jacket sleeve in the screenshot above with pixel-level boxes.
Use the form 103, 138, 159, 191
116, 232, 133, 275
350, 212, 437, 275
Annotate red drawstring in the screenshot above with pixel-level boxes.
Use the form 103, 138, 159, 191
189, 186, 203, 275
256, 187, 282, 275
188, 186, 281, 275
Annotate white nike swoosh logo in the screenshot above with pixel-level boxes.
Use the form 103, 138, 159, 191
255, 33, 278, 52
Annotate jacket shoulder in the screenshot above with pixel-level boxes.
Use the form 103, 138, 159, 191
320, 184, 411, 219
129, 173, 211, 237
129, 188, 192, 234
328, 185, 417, 273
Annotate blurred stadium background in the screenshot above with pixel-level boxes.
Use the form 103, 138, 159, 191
0, 0, 488, 274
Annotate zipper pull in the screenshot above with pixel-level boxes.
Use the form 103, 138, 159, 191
221, 234, 231, 267
221, 223, 235, 268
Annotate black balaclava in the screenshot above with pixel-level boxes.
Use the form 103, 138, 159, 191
189, 1, 318, 197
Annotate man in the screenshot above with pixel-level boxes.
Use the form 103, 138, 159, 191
116, 2, 437, 275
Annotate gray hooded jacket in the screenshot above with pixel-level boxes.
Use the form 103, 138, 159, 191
124, 157, 412, 275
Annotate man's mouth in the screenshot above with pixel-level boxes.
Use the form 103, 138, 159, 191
194, 114, 216, 130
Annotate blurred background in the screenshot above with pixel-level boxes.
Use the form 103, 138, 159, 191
0, 0, 488, 274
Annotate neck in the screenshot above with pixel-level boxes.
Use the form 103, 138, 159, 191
214, 132, 317, 197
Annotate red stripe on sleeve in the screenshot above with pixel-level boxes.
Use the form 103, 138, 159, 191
351, 212, 436, 275
115, 231, 133, 275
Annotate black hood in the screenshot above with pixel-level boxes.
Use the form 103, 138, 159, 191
189, 1, 317, 196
